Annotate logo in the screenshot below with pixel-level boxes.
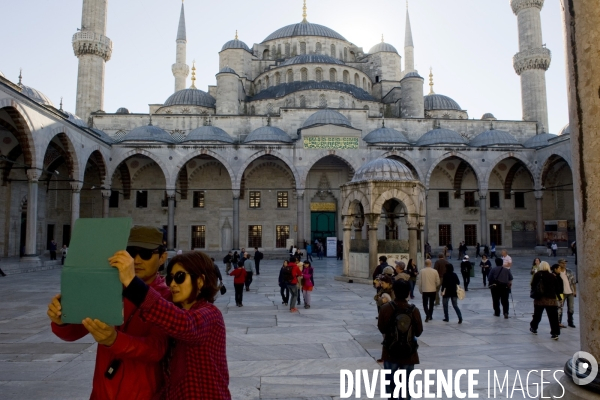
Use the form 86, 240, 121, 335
571, 351, 598, 386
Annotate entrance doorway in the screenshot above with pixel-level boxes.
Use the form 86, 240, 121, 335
310, 212, 336, 242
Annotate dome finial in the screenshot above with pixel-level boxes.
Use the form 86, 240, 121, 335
381, 34, 384, 43
190, 60, 197, 89
429, 67, 435, 95
235, 30, 238, 40
302, 0, 307, 22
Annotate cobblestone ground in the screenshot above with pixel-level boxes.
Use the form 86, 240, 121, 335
0, 255, 580, 399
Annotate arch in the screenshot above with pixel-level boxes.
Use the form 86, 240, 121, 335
372, 189, 418, 216
329, 68, 337, 82
330, 44, 336, 58
287, 69, 294, 83
484, 152, 538, 189
170, 150, 235, 190
425, 152, 484, 190
262, 49, 270, 60
275, 72, 281, 85
343, 70, 350, 84
342, 189, 371, 215
384, 153, 424, 182
502, 160, 535, 199
114, 163, 132, 199
354, 73, 360, 87
131, 161, 159, 182
315, 42, 322, 54
538, 153, 573, 187
315, 68, 323, 82
318, 94, 327, 108
363, 77, 367, 90
452, 161, 471, 199
108, 149, 170, 188
84, 150, 108, 187
301, 68, 308, 82
243, 160, 296, 191
178, 164, 188, 199
301, 152, 360, 186
0, 101, 36, 167
235, 150, 301, 191
41, 127, 80, 181
265, 75, 270, 88
300, 42, 306, 55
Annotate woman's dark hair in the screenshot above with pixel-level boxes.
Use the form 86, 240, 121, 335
238, 259, 245, 267
495, 258, 503, 266
446, 264, 454, 273
392, 280, 411, 299
303, 261, 311, 267
407, 259, 414, 268
166, 251, 218, 304
532, 257, 541, 266
379, 275, 393, 284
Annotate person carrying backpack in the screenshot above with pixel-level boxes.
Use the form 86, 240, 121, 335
223, 251, 233, 273
285, 258, 303, 312
301, 261, 314, 309
378, 280, 423, 400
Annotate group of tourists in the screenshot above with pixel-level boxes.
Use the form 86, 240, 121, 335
225, 247, 263, 307
278, 256, 315, 312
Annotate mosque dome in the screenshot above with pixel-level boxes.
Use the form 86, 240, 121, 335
217, 66, 237, 75
481, 113, 496, 120
116, 107, 130, 114
363, 127, 410, 144
401, 72, 423, 81
263, 21, 347, 43
62, 111, 87, 128
244, 126, 292, 143
424, 94, 462, 111
352, 158, 414, 183
280, 54, 344, 67
470, 129, 520, 147
164, 88, 216, 108
523, 133, 557, 149
302, 109, 352, 129
20, 85, 54, 107
369, 41, 398, 54
221, 39, 252, 53
120, 124, 176, 144
416, 127, 467, 146
559, 124, 570, 136
251, 81, 375, 102
183, 126, 234, 143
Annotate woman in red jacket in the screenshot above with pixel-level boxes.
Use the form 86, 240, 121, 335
109, 251, 231, 400
230, 263, 247, 307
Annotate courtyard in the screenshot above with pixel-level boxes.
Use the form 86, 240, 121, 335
0, 255, 580, 399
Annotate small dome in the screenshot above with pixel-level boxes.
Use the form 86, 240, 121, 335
116, 107, 130, 114
352, 158, 414, 183
120, 125, 176, 144
363, 127, 410, 144
183, 126, 234, 143
20, 85, 54, 107
217, 66, 237, 75
62, 111, 87, 127
416, 127, 467, 146
244, 126, 292, 143
263, 21, 347, 42
481, 113, 496, 120
424, 94, 462, 111
401, 71, 423, 81
164, 88, 216, 108
221, 39, 252, 53
470, 129, 520, 147
302, 109, 352, 129
523, 133, 558, 149
559, 124, 571, 136
369, 42, 398, 54
280, 54, 344, 67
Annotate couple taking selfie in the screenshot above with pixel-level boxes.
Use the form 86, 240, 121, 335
46, 226, 231, 399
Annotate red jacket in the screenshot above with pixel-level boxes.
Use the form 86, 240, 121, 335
51, 275, 171, 400
288, 262, 303, 285
229, 267, 247, 284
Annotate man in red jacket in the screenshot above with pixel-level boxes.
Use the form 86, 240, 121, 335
47, 226, 172, 400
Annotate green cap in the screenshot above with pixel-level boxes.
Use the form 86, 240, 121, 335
127, 226, 164, 249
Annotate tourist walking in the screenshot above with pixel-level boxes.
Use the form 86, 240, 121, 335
460, 256, 472, 291
405, 259, 418, 299
551, 241, 558, 257
296, 256, 304, 305
424, 242, 432, 259
278, 260, 290, 305
378, 280, 423, 399
447, 242, 453, 259
373, 256, 390, 287
433, 254, 450, 306
60, 244, 68, 265
417, 259, 440, 322
317, 242, 324, 260
488, 257, 513, 318
243, 253, 255, 291
490, 242, 496, 258
394, 261, 411, 282
49, 239, 57, 260
530, 261, 562, 340
232, 251, 239, 265
223, 251, 233, 273
531, 257, 541, 275
441, 265, 463, 323
557, 259, 577, 328
501, 249, 513, 269
230, 263, 247, 307
302, 261, 314, 309
286, 257, 303, 312
254, 247, 263, 275
306, 243, 313, 262
475, 242, 481, 258
480, 254, 492, 286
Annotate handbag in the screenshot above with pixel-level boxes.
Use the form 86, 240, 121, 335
456, 285, 465, 300
220, 284, 227, 295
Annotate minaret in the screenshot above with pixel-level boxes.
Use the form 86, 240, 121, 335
172, 1, 189, 92
510, 0, 551, 132
72, 0, 112, 123
404, 2, 415, 74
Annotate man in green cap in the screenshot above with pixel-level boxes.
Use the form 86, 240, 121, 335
47, 226, 172, 399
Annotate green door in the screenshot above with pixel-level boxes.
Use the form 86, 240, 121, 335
311, 212, 336, 242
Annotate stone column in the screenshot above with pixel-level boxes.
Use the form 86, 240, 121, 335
296, 190, 305, 249
22, 169, 40, 261
232, 190, 240, 249
535, 191, 544, 245
166, 190, 176, 251
70, 182, 82, 232
101, 190, 111, 218
479, 191, 488, 245
424, 190, 430, 244
342, 215, 352, 277
365, 213, 381, 277
408, 221, 418, 263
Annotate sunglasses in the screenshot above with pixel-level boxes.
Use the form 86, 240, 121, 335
126, 246, 160, 261
166, 271, 196, 286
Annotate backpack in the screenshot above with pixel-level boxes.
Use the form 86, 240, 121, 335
530, 275, 545, 299
223, 255, 230, 263
282, 265, 294, 283
383, 303, 418, 358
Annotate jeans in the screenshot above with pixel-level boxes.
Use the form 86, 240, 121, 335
461, 273, 470, 291
482, 268, 490, 286
255, 261, 260, 275
234, 283, 244, 305
225, 262, 232, 273
409, 280, 416, 297
443, 297, 462, 321
384, 362, 415, 400
303, 289, 311, 306
422, 292, 436, 319
552, 249, 557, 257
288, 284, 299, 309
280, 286, 289, 304
306, 252, 313, 262
491, 285, 510, 316
245, 271, 253, 289
531, 305, 560, 335
558, 294, 575, 324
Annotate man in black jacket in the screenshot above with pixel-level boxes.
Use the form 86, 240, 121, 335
460, 255, 472, 291
254, 247, 263, 275
372, 256, 389, 286
488, 258, 514, 318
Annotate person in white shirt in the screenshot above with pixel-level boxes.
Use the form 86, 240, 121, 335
501, 249, 512, 269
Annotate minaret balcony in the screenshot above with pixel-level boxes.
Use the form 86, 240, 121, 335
513, 47, 551, 75
72, 31, 113, 61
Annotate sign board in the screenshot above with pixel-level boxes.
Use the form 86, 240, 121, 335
326, 237, 337, 257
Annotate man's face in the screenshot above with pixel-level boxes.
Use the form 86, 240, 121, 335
502, 250, 507, 257
559, 262, 567, 271
130, 248, 168, 284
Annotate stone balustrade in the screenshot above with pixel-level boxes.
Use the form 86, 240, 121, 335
513, 47, 552, 75
72, 31, 113, 61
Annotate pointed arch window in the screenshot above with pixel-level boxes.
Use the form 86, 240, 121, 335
266, 103, 274, 115
344, 47, 348, 61
265, 75, 270, 88
287, 69, 294, 83
300, 42, 307, 55
354, 73, 360, 87
315, 68, 323, 82
331, 44, 336, 57
275, 72, 281, 85
363, 77, 367, 90
250, 105, 256, 115
319, 94, 327, 108
339, 97, 346, 108
301, 68, 308, 82
300, 95, 306, 108
343, 70, 349, 84
329, 68, 337, 82
285, 43, 291, 57
316, 42, 322, 54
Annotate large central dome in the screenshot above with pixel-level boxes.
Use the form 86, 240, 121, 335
262, 21, 347, 43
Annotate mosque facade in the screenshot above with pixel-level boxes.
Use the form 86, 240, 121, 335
0, 0, 574, 260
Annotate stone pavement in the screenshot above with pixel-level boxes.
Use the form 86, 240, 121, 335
0, 254, 580, 399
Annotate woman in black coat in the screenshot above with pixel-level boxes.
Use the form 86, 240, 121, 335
441, 265, 463, 323
529, 261, 563, 339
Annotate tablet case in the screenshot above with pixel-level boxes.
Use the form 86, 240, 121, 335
60, 217, 132, 326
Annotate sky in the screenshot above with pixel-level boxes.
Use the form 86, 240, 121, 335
1, 0, 569, 133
